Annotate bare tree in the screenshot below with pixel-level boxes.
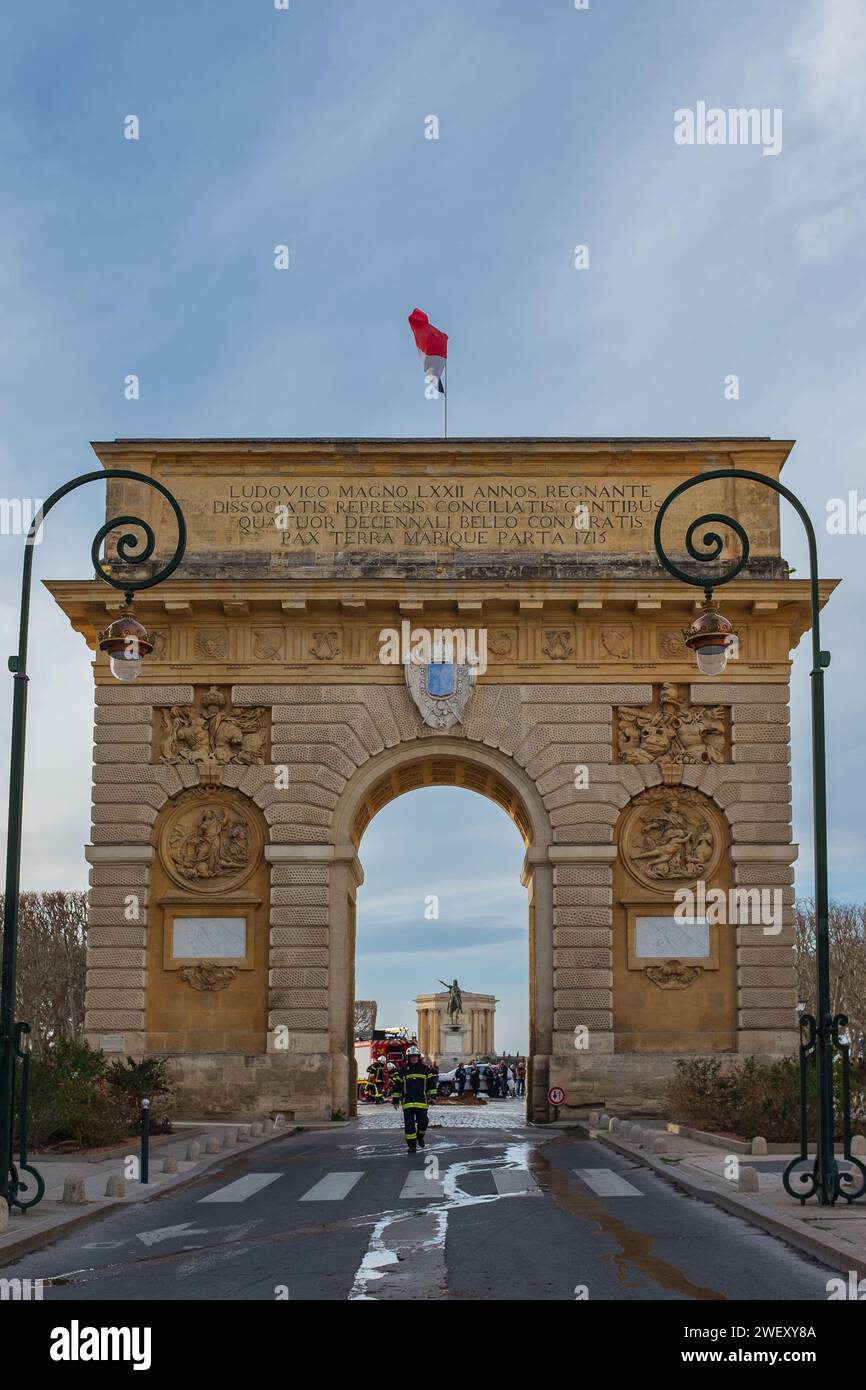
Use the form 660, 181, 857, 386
795, 900, 866, 1045
0, 891, 88, 1050
354, 1000, 377, 1039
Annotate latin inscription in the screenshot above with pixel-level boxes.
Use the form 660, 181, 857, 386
210, 476, 662, 551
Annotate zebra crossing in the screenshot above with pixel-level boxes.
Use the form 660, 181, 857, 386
195, 1165, 644, 1204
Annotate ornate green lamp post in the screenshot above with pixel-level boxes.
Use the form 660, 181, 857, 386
654, 469, 865, 1207
0, 470, 186, 1211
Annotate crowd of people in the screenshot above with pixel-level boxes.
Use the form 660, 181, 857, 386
453, 1056, 526, 1098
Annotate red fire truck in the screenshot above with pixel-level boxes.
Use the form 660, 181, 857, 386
355, 1029, 418, 1101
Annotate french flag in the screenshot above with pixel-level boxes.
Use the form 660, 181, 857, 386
408, 308, 447, 395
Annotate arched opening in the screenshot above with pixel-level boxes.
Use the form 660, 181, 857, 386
330, 743, 554, 1122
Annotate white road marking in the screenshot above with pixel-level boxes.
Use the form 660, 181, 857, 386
199, 1172, 282, 1203
400, 1171, 446, 1199
137, 1222, 210, 1247
492, 1168, 539, 1195
574, 1167, 643, 1197
299, 1171, 364, 1201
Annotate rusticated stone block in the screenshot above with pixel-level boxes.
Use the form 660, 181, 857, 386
731, 704, 789, 724
553, 908, 612, 928
269, 948, 329, 968
550, 886, 613, 907
269, 927, 329, 948
739, 988, 797, 1009
88, 865, 151, 887
268, 1009, 328, 1030
554, 1009, 613, 1030
86, 968, 146, 990
737, 967, 795, 988
732, 744, 790, 764
553, 969, 612, 989
86, 927, 147, 950
738, 1009, 798, 1028
270, 886, 329, 906
85, 988, 145, 1010
691, 684, 788, 705
553, 948, 612, 969
268, 969, 328, 988
268, 988, 328, 1010
554, 928, 612, 949
552, 864, 612, 887
87, 907, 149, 928
86, 1010, 143, 1030
270, 864, 330, 886
96, 684, 194, 705
554, 989, 612, 1010
269, 907, 330, 927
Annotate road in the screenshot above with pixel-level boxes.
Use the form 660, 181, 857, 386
0, 1106, 836, 1301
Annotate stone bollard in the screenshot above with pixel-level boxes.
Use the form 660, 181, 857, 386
223, 1130, 237, 1147
250, 1122, 264, 1137
751, 1136, 768, 1156
0, 1202, 7, 1233
588, 1111, 600, 1126
619, 1123, 633, 1139
236, 1125, 250, 1142
851, 1135, 866, 1156
62, 1176, 87, 1205
652, 1136, 668, 1154
599, 1113, 610, 1127
162, 1157, 178, 1174
205, 1137, 220, 1154
630, 1126, 644, 1147
105, 1175, 126, 1198
738, 1166, 760, 1193
186, 1141, 201, 1162
609, 1117, 621, 1133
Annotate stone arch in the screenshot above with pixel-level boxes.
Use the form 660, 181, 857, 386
326, 737, 555, 1120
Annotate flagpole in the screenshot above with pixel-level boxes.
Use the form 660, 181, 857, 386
444, 385, 448, 440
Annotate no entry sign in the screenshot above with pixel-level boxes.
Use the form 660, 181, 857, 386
547, 1086, 566, 1106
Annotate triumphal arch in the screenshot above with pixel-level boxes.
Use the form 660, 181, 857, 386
49, 438, 827, 1122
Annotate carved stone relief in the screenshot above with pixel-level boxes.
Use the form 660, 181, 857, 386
160, 788, 262, 893
620, 787, 723, 890
178, 962, 239, 992
645, 961, 703, 989
542, 629, 573, 660
616, 682, 727, 765
310, 630, 341, 660
194, 629, 228, 661
600, 626, 631, 660
158, 685, 268, 766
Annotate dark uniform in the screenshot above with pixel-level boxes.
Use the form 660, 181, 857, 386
391, 1051, 437, 1152
364, 1058, 385, 1103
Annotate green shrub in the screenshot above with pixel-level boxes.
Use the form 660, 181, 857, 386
23, 1039, 129, 1150
20, 1042, 174, 1150
667, 1055, 866, 1143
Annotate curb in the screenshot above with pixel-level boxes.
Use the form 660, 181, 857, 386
591, 1128, 866, 1280
0, 1124, 303, 1264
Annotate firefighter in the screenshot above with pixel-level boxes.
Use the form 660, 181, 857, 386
364, 1057, 385, 1104
390, 1044, 437, 1153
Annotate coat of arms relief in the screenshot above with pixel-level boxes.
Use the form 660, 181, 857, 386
615, 682, 726, 766
158, 685, 269, 766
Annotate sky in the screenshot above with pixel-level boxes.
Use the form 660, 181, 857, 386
1, 0, 865, 1051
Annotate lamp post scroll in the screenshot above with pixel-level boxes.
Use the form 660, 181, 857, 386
654, 467, 865, 1207
0, 469, 186, 1211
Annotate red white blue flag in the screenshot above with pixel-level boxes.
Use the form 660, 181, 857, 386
408, 308, 447, 395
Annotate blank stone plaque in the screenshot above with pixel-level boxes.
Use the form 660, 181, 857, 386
173, 917, 246, 959
635, 916, 710, 959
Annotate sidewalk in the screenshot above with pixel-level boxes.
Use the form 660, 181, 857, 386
0, 1116, 340, 1263
590, 1118, 866, 1279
